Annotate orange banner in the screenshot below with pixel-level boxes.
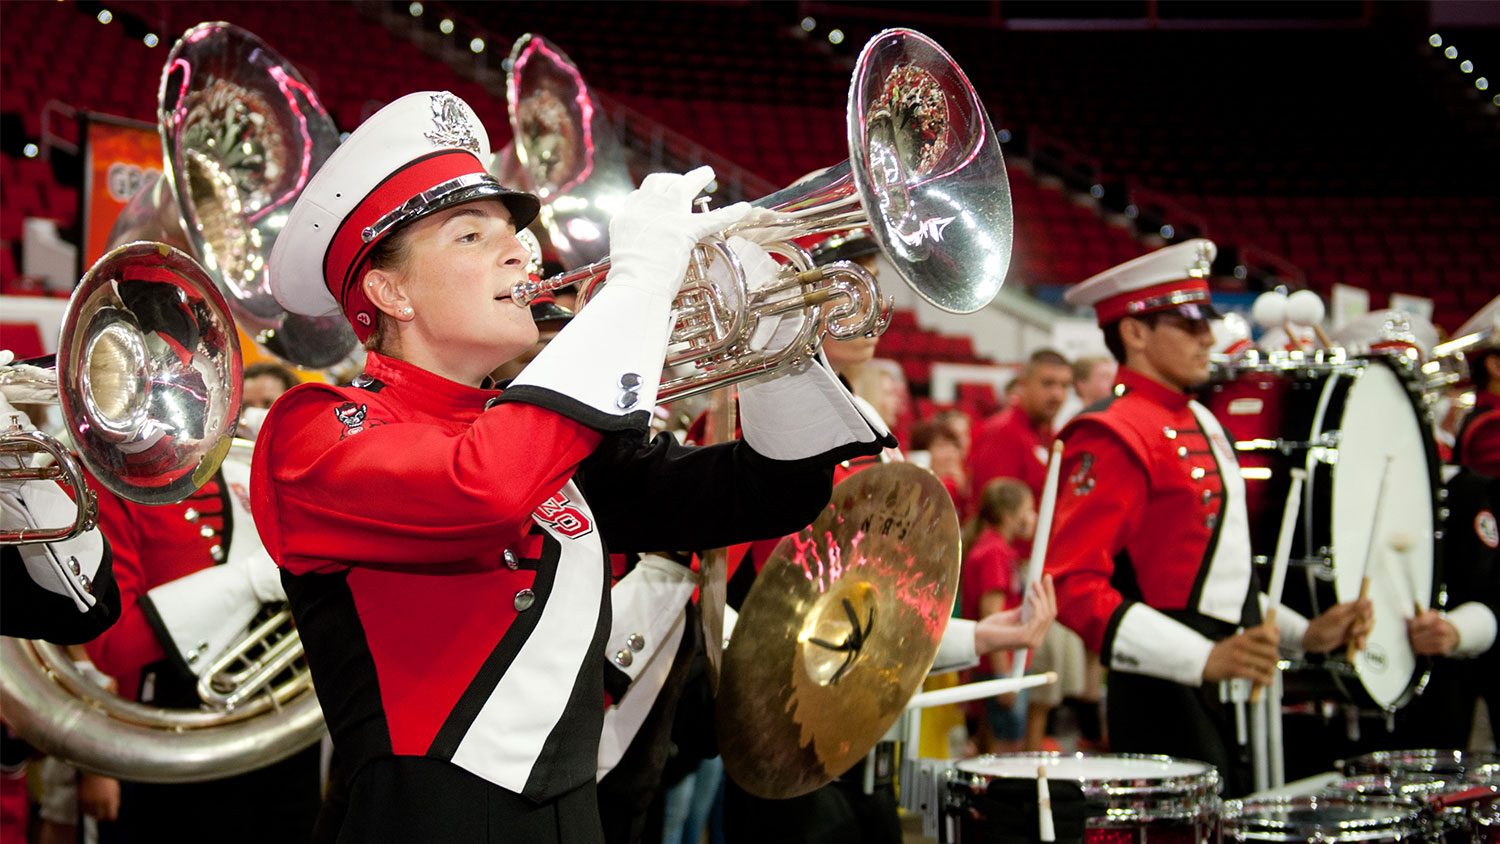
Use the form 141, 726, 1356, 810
83, 119, 161, 268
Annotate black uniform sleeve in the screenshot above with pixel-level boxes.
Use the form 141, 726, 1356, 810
1, 539, 121, 644
576, 431, 837, 554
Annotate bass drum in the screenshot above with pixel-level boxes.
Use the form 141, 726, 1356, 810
1202, 354, 1441, 712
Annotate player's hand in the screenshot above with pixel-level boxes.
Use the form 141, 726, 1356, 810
1301, 598, 1372, 654
1408, 609, 1459, 657
974, 575, 1056, 655
79, 773, 120, 821
1202, 624, 1278, 685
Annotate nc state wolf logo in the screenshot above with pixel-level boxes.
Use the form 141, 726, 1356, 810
534, 492, 593, 538
334, 402, 370, 438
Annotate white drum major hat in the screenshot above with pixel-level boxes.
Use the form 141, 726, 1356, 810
268, 91, 540, 341
1065, 238, 1223, 326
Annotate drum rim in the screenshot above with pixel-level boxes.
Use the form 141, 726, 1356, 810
1344, 748, 1500, 779
1222, 794, 1423, 837
952, 751, 1221, 795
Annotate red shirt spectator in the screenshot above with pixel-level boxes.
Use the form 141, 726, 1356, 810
961, 527, 1021, 621
967, 350, 1073, 516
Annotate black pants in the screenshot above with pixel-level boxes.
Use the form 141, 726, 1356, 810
330, 756, 604, 844
721, 772, 900, 844
1107, 672, 1251, 797
115, 744, 322, 844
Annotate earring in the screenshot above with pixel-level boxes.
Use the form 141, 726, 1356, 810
400, 306, 415, 318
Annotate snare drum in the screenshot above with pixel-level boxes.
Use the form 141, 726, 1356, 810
1343, 749, 1500, 781
1203, 354, 1441, 711
1222, 795, 1425, 842
1340, 750, 1500, 841
943, 752, 1219, 843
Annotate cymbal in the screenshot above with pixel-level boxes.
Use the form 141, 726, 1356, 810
717, 462, 961, 799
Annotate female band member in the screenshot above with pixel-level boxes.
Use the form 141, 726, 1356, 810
251, 91, 892, 843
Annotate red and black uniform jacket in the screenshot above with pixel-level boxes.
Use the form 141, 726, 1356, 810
83, 471, 231, 702
1044, 368, 1260, 687
1443, 392, 1500, 642
250, 352, 867, 804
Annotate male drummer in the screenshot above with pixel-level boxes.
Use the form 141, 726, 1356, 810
1384, 328, 1500, 749
1043, 239, 1371, 796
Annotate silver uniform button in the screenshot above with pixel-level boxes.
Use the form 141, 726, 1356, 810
1162, 427, 1178, 439
210, 545, 225, 562
1202, 489, 1213, 504
503, 549, 519, 570
1190, 467, 1206, 481
1205, 513, 1219, 529
78, 574, 92, 593
513, 589, 535, 611
627, 633, 645, 652
619, 372, 642, 389
199, 525, 215, 539
616, 390, 639, 410
69, 557, 81, 575
614, 649, 634, 668
1177, 446, 1189, 459
183, 508, 200, 522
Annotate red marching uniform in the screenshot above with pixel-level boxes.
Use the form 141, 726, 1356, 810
1042, 240, 1306, 796
967, 404, 1052, 514
81, 472, 322, 840
253, 352, 855, 839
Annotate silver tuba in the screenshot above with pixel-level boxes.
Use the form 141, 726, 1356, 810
109, 21, 356, 369
0, 243, 324, 782
499, 33, 635, 269
512, 28, 1012, 402
0, 21, 332, 783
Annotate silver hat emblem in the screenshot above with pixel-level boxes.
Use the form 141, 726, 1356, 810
424, 91, 481, 154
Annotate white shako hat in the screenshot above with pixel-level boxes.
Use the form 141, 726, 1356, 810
268, 91, 540, 341
1065, 238, 1223, 326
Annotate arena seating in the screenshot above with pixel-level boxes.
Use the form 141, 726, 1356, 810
3, 1, 1491, 340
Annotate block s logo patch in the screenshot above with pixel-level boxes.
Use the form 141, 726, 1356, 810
534, 492, 594, 538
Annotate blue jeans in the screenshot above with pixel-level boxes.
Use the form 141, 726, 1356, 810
659, 756, 723, 844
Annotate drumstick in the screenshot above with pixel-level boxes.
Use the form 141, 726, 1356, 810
1011, 440, 1064, 680
1253, 468, 1305, 703
1387, 531, 1420, 616
1036, 765, 1056, 843
1349, 455, 1394, 662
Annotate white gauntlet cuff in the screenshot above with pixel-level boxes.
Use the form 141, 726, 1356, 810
143, 565, 262, 679
1447, 602, 1498, 658
500, 284, 673, 432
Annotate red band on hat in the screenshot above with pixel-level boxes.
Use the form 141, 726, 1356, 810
1094, 278, 1211, 325
323, 150, 487, 340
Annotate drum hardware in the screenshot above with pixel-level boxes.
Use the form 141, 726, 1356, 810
899, 674, 1060, 839
512, 28, 1012, 404
942, 752, 1221, 843
1222, 794, 1424, 842
1205, 354, 1440, 713
716, 463, 961, 799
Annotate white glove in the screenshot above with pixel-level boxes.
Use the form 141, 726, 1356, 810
604, 166, 751, 301
733, 235, 891, 462
504, 167, 750, 428
0, 354, 59, 408
0, 479, 104, 612
143, 542, 285, 677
